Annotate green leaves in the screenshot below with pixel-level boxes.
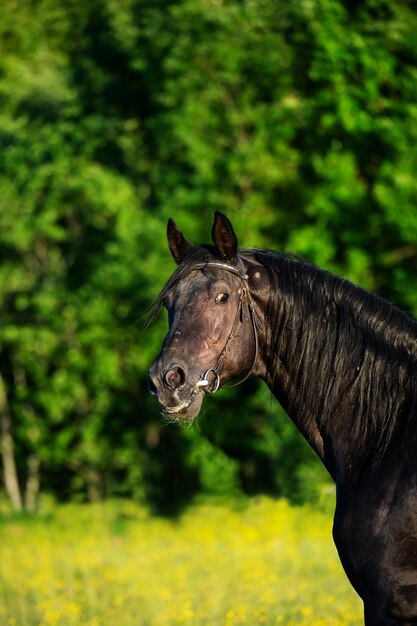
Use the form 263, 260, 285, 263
1, 0, 417, 509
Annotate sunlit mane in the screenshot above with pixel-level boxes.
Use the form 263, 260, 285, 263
243, 248, 417, 472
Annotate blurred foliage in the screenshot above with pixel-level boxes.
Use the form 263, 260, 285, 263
0, 0, 417, 511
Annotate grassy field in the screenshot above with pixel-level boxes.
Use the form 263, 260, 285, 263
0, 497, 362, 626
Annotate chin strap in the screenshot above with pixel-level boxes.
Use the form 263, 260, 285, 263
191, 259, 259, 394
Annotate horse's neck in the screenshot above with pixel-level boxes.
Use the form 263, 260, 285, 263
257, 263, 417, 481
254, 287, 333, 472
264, 353, 332, 472
256, 263, 397, 480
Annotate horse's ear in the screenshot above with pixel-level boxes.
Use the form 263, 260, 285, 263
211, 211, 238, 264
167, 218, 195, 264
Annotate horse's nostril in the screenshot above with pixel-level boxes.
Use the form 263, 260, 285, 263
164, 366, 186, 389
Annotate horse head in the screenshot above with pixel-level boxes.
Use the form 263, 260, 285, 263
148, 212, 260, 421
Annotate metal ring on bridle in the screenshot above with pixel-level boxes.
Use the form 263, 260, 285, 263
202, 369, 221, 394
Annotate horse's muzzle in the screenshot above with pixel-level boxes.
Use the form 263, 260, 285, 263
147, 361, 205, 420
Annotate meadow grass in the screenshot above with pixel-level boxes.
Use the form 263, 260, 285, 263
0, 497, 362, 626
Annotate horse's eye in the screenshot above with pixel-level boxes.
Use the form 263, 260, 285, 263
215, 293, 229, 304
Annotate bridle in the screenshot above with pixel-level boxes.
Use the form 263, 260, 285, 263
190, 258, 259, 394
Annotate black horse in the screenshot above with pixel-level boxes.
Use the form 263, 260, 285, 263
148, 211, 417, 625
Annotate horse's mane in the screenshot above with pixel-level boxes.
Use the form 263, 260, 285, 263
244, 248, 417, 473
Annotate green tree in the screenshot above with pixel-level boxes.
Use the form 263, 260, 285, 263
0, 0, 417, 511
